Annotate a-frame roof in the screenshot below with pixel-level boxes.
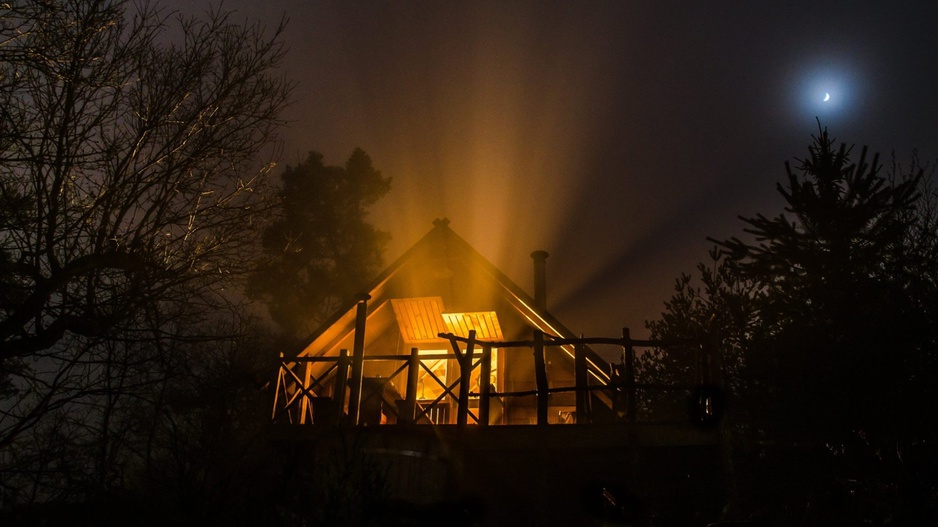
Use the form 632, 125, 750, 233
293, 219, 610, 379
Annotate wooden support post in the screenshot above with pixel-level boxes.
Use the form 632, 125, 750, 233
401, 347, 420, 424
301, 361, 313, 424
335, 349, 349, 416
272, 353, 286, 422
479, 344, 492, 426
533, 329, 549, 425
575, 343, 589, 424
623, 327, 636, 424
347, 294, 370, 426
455, 330, 475, 426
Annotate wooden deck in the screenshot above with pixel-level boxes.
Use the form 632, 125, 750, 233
271, 423, 726, 525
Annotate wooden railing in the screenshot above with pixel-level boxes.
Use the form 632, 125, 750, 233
272, 347, 471, 426
272, 328, 715, 427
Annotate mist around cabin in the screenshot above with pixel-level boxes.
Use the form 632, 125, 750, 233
2, 1, 937, 525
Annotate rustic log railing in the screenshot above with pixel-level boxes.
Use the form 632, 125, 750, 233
272, 349, 494, 426
438, 329, 709, 425
272, 327, 713, 427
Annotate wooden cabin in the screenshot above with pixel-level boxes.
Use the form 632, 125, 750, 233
272, 217, 626, 427
270, 219, 730, 525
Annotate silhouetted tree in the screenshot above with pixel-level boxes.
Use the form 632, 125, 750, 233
121, 319, 282, 525
647, 127, 938, 524
640, 248, 763, 422
717, 127, 929, 446
0, 0, 291, 510
248, 149, 391, 339
0, 1, 290, 359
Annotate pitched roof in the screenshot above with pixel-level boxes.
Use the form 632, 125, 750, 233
293, 218, 610, 379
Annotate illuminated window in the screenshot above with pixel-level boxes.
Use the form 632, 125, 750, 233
470, 348, 498, 396
417, 350, 449, 401
415, 348, 498, 400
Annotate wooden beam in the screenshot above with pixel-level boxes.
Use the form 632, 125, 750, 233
479, 344, 492, 426
575, 343, 590, 424
623, 327, 636, 424
401, 347, 420, 424
347, 294, 370, 425
334, 348, 349, 418
438, 332, 699, 349
456, 330, 475, 426
533, 329, 549, 425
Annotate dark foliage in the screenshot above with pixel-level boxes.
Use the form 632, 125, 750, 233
0, 0, 294, 518
0, 0, 291, 360
716, 128, 932, 446
247, 149, 392, 339
646, 127, 938, 523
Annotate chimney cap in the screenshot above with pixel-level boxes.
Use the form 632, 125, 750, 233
530, 250, 549, 260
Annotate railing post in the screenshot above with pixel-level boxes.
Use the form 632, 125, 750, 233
479, 344, 492, 426
456, 330, 475, 426
271, 353, 286, 422
334, 348, 349, 417
347, 294, 371, 426
623, 327, 636, 424
575, 343, 589, 424
533, 330, 549, 425
301, 360, 313, 424
610, 363, 623, 420
401, 347, 420, 424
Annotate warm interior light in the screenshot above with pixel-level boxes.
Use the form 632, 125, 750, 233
417, 349, 449, 401
442, 311, 503, 339
391, 297, 505, 341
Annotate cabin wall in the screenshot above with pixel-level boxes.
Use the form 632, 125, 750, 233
361, 326, 404, 379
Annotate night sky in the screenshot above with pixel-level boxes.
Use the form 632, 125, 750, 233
172, 1, 938, 339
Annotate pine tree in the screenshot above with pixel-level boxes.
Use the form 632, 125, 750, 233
717, 127, 925, 445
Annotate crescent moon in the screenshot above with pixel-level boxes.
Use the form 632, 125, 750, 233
823, 92, 830, 102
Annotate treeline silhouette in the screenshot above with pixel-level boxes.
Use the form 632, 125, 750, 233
642, 126, 938, 525
0, 1, 389, 524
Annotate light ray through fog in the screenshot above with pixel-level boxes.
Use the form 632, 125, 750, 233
166, 0, 938, 338
361, 3, 629, 298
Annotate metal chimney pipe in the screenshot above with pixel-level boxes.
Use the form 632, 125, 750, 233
531, 250, 549, 309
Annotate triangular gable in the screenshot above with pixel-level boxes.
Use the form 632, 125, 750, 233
293, 219, 610, 384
